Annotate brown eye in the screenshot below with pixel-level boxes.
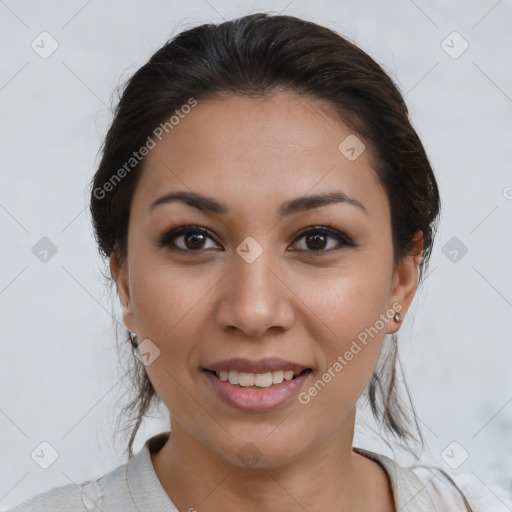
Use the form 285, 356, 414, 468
157, 224, 354, 255
305, 232, 329, 250
183, 232, 207, 250
158, 226, 221, 252
291, 226, 354, 253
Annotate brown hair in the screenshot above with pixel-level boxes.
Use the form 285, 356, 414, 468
89, 12, 472, 510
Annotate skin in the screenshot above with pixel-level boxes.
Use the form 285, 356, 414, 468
111, 91, 423, 512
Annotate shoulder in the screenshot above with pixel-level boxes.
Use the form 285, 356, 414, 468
353, 446, 512, 512
410, 464, 512, 512
0, 480, 99, 512
0, 462, 129, 512
2, 432, 175, 512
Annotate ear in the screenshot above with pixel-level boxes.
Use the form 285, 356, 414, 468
110, 250, 137, 333
386, 230, 423, 334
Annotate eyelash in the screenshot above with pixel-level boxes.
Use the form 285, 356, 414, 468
156, 224, 355, 256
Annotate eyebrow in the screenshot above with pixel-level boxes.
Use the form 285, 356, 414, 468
149, 190, 368, 217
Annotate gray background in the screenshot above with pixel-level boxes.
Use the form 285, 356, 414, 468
1, 0, 511, 508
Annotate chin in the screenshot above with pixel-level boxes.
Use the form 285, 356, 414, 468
211, 428, 310, 470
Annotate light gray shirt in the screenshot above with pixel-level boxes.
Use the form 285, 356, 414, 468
3, 432, 511, 511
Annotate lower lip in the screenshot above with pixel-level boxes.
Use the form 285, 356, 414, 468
203, 370, 312, 412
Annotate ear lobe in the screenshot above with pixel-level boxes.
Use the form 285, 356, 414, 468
109, 251, 136, 332
387, 230, 424, 334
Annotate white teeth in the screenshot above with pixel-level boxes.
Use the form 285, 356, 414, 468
283, 370, 294, 381
238, 372, 255, 386
272, 370, 284, 384
254, 372, 272, 387
214, 369, 303, 387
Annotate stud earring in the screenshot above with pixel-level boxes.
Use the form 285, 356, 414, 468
394, 313, 402, 322
129, 331, 138, 348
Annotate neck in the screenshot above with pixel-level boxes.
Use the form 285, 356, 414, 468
150, 409, 394, 512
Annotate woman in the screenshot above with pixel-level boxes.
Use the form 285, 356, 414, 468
6, 12, 511, 512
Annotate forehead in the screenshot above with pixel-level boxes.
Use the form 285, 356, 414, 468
133, 92, 389, 222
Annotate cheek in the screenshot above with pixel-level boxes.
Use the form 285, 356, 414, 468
298, 285, 389, 416
127, 257, 211, 378
293, 261, 392, 397
300, 261, 391, 345
128, 248, 212, 334
128, 263, 211, 414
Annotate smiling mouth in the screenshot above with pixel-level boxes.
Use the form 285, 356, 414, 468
204, 368, 312, 388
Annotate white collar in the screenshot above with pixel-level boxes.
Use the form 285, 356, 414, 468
123, 432, 437, 511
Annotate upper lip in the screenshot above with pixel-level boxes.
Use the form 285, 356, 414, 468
204, 357, 312, 375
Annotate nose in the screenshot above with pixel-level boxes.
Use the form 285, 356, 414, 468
215, 249, 295, 338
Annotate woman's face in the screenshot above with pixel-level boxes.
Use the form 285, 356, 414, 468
112, 92, 421, 468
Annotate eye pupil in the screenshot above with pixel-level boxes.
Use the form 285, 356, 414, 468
186, 233, 206, 249
307, 233, 327, 250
